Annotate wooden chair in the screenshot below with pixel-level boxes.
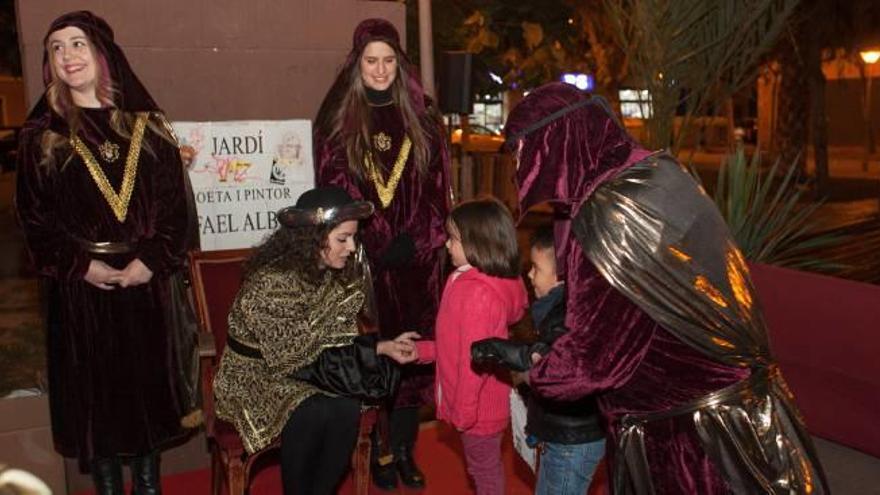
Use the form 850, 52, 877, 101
188, 248, 376, 495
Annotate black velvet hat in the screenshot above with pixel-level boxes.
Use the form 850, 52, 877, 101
277, 187, 374, 227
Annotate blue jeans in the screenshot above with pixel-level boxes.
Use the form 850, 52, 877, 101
535, 439, 605, 495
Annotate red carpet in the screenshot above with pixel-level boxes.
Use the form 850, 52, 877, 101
74, 422, 608, 494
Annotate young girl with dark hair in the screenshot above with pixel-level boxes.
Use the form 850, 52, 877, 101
412, 198, 528, 495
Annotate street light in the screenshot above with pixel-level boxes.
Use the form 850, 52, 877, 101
860, 50, 880, 65
859, 49, 879, 170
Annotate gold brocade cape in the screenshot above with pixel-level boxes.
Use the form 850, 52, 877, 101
575, 154, 829, 494
213, 266, 364, 454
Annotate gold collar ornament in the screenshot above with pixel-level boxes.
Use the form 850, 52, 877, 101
373, 132, 392, 152
71, 112, 148, 223
365, 135, 411, 209
98, 140, 120, 162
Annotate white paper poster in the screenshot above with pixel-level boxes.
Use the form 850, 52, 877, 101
173, 120, 314, 251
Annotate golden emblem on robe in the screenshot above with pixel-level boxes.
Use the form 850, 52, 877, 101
373, 132, 392, 152
98, 140, 120, 163
366, 136, 411, 208
71, 113, 148, 222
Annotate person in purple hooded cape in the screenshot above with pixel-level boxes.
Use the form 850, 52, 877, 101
15, 10, 192, 495
496, 83, 828, 494
312, 18, 451, 490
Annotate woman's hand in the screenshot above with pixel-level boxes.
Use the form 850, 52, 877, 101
84, 260, 124, 290
377, 332, 421, 364
395, 331, 421, 361
117, 258, 153, 287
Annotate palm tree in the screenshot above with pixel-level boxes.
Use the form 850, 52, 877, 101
604, 0, 798, 152
773, 0, 880, 196
773, 23, 811, 179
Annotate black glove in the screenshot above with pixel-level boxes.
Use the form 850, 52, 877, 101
471, 338, 533, 372
529, 341, 552, 359
381, 233, 416, 268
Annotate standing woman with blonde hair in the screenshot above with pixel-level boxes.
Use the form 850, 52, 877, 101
15, 11, 192, 495
313, 18, 451, 490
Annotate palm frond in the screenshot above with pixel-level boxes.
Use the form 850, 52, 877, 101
712, 147, 848, 273
605, 0, 799, 151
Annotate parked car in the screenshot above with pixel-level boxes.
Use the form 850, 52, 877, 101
451, 124, 505, 153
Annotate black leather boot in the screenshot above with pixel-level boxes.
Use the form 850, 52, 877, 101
394, 445, 425, 489
130, 451, 162, 495
90, 456, 124, 495
370, 429, 398, 491
371, 457, 399, 491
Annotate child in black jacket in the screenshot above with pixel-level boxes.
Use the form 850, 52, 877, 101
473, 225, 605, 494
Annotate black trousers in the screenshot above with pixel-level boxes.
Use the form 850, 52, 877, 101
389, 406, 420, 451
281, 394, 360, 495
371, 405, 420, 460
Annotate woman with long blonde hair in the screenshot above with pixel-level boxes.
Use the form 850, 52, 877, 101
313, 18, 451, 490
16, 11, 192, 495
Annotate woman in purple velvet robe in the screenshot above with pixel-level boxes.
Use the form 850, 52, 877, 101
313, 18, 450, 490
502, 83, 827, 494
15, 11, 191, 494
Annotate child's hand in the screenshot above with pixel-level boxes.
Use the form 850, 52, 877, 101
377, 340, 417, 364
378, 332, 422, 364
396, 331, 421, 359
395, 331, 422, 345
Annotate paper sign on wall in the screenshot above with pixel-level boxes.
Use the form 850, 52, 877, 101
173, 120, 314, 251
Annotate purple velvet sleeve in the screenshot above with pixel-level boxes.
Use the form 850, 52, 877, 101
14, 128, 91, 281
313, 132, 364, 202
423, 125, 451, 255
528, 228, 658, 401
137, 121, 191, 275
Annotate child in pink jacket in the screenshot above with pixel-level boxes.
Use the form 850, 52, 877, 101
414, 198, 528, 495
